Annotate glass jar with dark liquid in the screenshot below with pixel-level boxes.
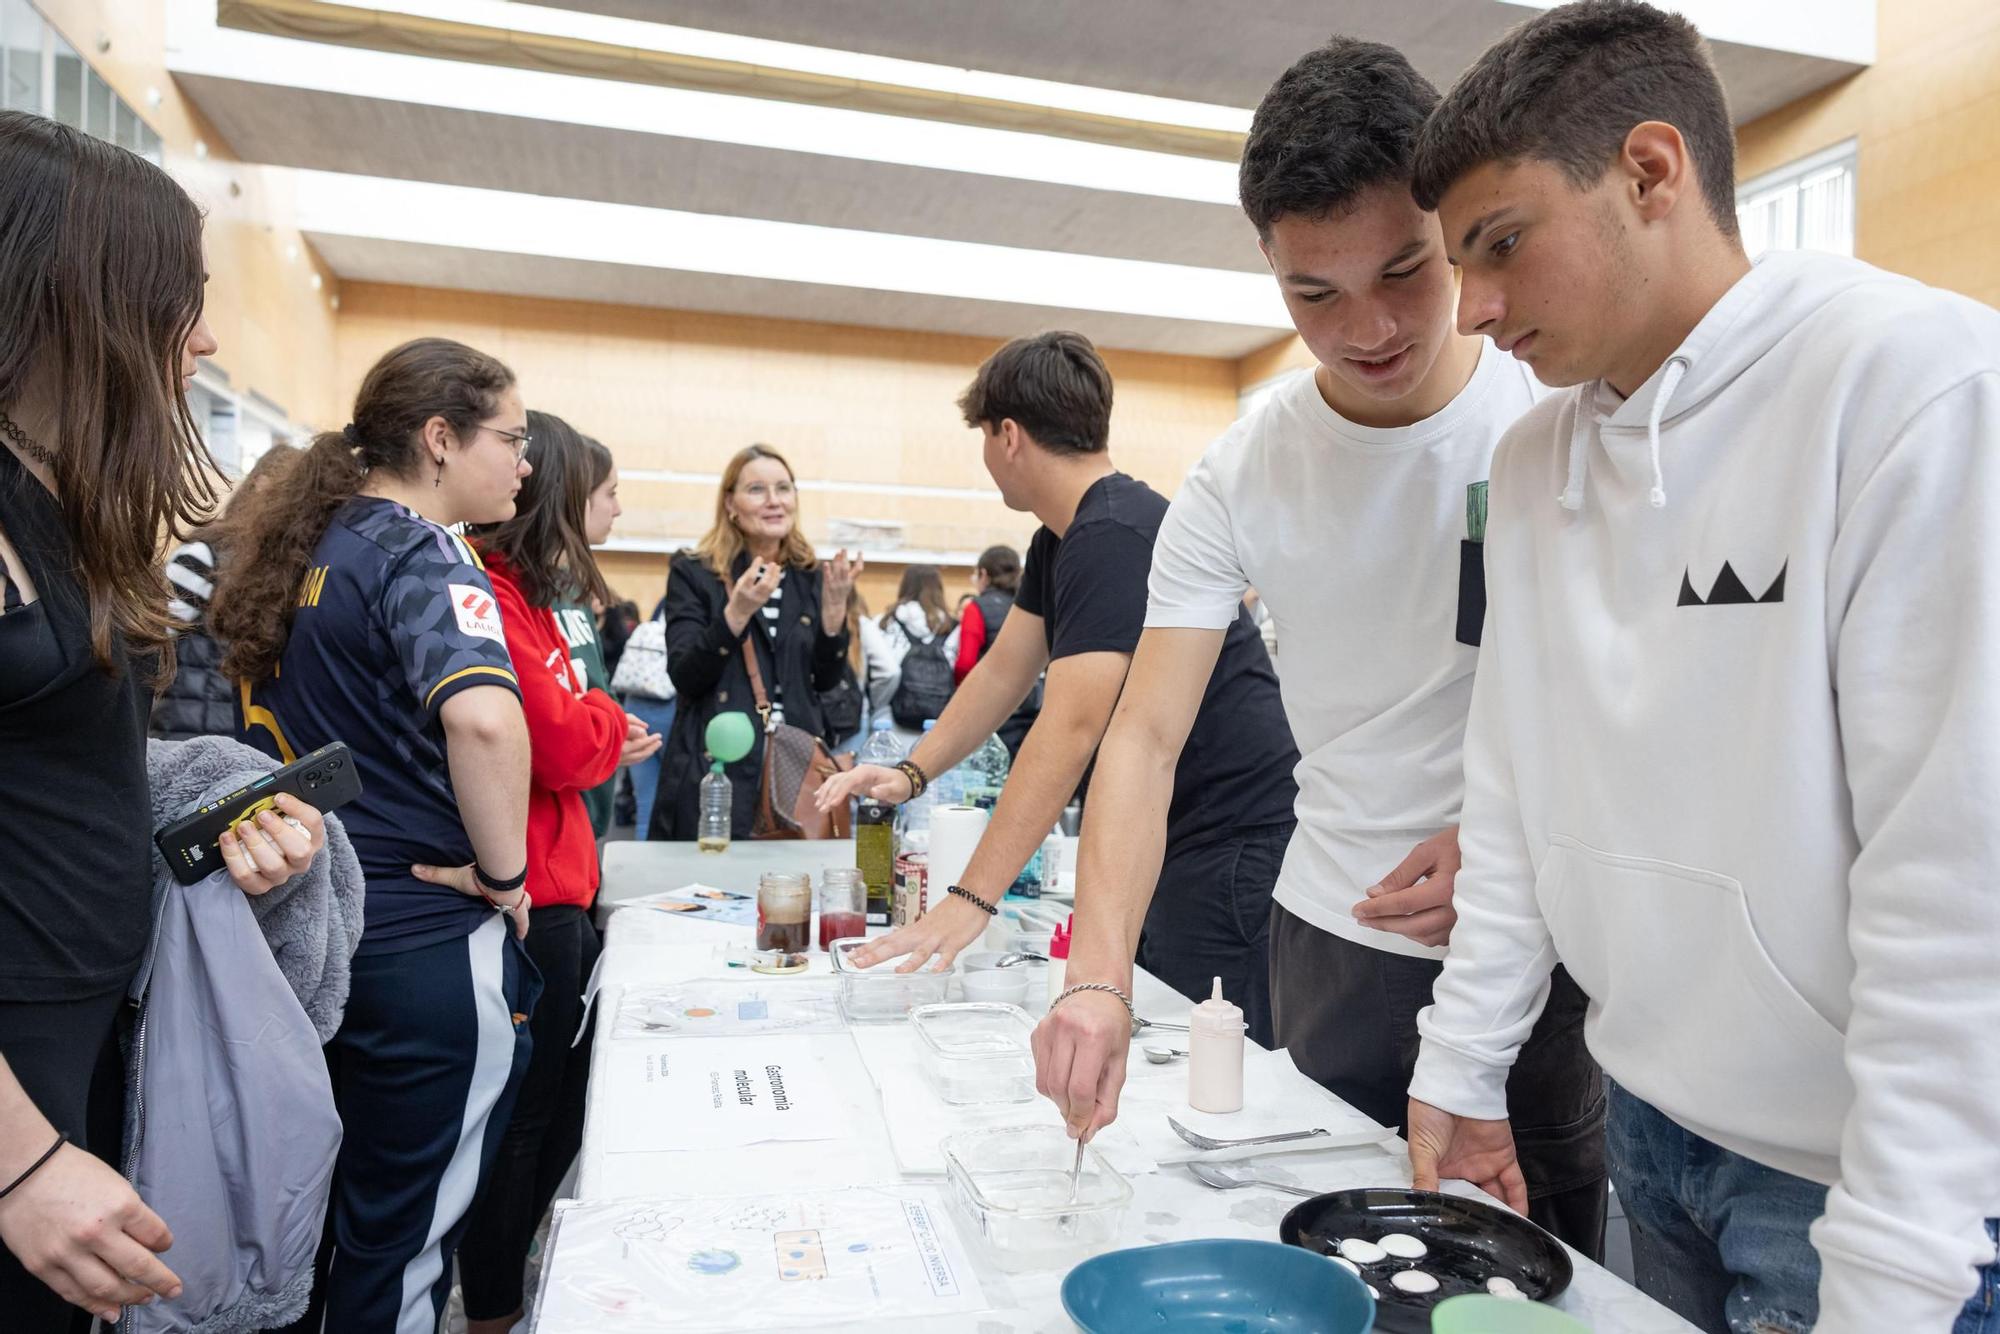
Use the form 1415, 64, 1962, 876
756, 871, 811, 952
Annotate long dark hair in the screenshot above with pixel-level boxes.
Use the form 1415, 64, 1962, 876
470, 409, 612, 609
0, 111, 219, 679
882, 564, 954, 636
212, 337, 515, 681
976, 545, 1022, 594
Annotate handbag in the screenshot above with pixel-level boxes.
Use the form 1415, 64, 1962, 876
609, 616, 674, 700
741, 639, 854, 840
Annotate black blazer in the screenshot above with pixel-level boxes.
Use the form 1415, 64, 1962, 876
648, 550, 850, 839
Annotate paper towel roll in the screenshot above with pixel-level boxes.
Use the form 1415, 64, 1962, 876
927, 804, 989, 903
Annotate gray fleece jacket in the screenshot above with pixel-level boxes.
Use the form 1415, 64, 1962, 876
144, 737, 364, 1039
116, 738, 365, 1333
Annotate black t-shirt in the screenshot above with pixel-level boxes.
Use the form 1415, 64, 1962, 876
1016, 472, 1297, 846
0, 448, 154, 1001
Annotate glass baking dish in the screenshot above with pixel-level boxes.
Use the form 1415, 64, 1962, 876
829, 937, 951, 1024
942, 1124, 1132, 1272
912, 1003, 1037, 1105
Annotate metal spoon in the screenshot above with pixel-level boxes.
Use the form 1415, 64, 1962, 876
1186, 1161, 1318, 1197
1167, 1115, 1331, 1152
1132, 1016, 1189, 1033
1143, 1045, 1188, 1064
993, 951, 1047, 968
1065, 1136, 1085, 1204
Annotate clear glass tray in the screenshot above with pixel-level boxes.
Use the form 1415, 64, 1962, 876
828, 938, 952, 1024
942, 1124, 1132, 1273
912, 1003, 1037, 1105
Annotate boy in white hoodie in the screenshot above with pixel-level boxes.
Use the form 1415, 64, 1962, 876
1401, 3, 2000, 1332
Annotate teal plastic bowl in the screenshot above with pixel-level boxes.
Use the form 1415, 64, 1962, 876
1062, 1238, 1376, 1333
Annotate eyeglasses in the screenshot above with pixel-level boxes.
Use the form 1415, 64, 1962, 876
737, 481, 796, 502
479, 425, 533, 462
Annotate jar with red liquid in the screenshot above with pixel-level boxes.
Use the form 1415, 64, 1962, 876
756, 872, 811, 953
819, 866, 868, 951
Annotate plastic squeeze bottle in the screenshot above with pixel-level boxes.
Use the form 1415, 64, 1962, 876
1045, 915, 1072, 1010
1187, 976, 1246, 1113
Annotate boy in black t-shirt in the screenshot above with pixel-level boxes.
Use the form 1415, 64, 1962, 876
816, 332, 1298, 1042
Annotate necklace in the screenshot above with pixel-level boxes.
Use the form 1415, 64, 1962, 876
0, 409, 54, 468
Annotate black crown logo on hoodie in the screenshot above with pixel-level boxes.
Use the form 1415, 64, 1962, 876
1677, 560, 1787, 607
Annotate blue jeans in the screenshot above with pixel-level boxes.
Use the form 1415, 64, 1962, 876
1607, 1080, 1999, 1333
623, 694, 676, 840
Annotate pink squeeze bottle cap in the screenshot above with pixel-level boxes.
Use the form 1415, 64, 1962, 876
1050, 914, 1072, 960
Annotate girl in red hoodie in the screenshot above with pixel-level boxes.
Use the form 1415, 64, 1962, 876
457, 410, 659, 1333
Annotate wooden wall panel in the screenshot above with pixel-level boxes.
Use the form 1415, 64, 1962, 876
1736, 0, 2000, 307
334, 283, 1240, 609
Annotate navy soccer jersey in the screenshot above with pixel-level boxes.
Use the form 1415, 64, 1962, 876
241, 496, 522, 955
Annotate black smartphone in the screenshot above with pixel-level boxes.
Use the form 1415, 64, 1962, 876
154, 742, 363, 885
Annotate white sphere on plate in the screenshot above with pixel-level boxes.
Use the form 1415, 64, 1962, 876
1390, 1269, 1440, 1295
1337, 1237, 1387, 1265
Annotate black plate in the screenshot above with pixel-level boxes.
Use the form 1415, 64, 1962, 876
1279, 1188, 1571, 1334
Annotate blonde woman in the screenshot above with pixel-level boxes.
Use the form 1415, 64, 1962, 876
648, 444, 860, 839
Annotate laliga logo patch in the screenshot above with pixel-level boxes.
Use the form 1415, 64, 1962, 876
448, 583, 504, 642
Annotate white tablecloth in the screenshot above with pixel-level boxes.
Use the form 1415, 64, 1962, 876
564, 840, 1697, 1332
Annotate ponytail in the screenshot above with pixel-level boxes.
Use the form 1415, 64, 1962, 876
211, 336, 515, 682
210, 436, 364, 682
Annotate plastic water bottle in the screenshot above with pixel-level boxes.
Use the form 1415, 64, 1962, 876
926, 719, 965, 808
854, 721, 903, 922
900, 720, 942, 849
960, 733, 1011, 809
697, 762, 731, 853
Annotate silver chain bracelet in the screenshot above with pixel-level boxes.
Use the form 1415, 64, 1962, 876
1051, 981, 1135, 1024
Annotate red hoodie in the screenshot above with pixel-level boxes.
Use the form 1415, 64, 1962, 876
482, 549, 626, 910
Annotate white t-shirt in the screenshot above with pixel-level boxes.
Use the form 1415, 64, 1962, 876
1145, 341, 1541, 960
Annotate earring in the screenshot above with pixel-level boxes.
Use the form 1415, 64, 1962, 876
434, 456, 444, 488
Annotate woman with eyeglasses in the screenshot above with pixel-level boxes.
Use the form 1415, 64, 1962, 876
208, 337, 542, 1334
648, 443, 860, 840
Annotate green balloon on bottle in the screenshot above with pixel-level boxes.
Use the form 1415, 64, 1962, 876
705, 711, 757, 764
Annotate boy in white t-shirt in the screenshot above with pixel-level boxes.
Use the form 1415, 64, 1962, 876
1030, 38, 1608, 1253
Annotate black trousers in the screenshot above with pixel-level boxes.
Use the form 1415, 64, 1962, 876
0, 988, 129, 1334
1134, 821, 1292, 1050
1269, 904, 1609, 1260
457, 906, 602, 1320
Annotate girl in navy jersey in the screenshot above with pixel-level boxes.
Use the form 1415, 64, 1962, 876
211, 338, 541, 1334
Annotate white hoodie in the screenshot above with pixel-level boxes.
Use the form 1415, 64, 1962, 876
1410, 251, 2000, 1331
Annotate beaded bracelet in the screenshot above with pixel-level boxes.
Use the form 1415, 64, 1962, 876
946, 884, 997, 916
1051, 981, 1135, 1025
894, 759, 929, 800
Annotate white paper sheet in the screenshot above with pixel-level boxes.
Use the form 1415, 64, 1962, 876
600, 1034, 840, 1153
533, 1187, 992, 1332
1117, 1046, 1395, 1163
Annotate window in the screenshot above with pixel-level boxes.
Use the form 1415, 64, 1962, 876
1737, 141, 1856, 260
2, 0, 44, 113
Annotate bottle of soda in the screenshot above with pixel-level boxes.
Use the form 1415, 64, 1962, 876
855, 720, 903, 923
697, 761, 731, 853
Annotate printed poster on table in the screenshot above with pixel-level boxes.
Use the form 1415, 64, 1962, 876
533, 1187, 991, 1331
600, 1034, 837, 1153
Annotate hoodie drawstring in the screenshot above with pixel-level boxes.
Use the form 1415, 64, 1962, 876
1558, 412, 1591, 511
1645, 356, 1689, 509
1557, 354, 1690, 512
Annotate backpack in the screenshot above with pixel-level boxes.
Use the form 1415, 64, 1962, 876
890, 629, 956, 729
